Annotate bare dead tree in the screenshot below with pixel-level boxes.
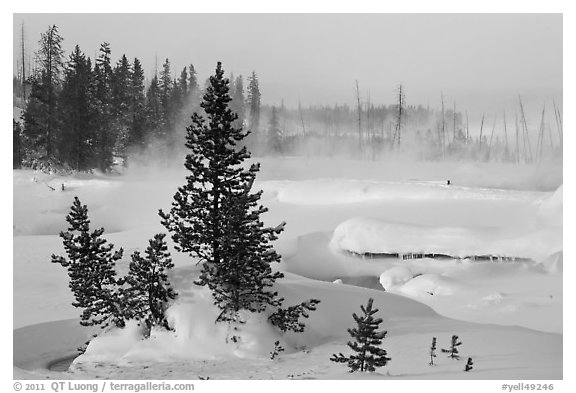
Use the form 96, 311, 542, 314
394, 84, 405, 148
298, 98, 306, 136
21, 21, 26, 99
478, 113, 485, 151
536, 105, 546, 162
518, 96, 533, 163
453, 102, 457, 143
355, 80, 362, 155
552, 98, 563, 148
441, 93, 446, 156
515, 112, 520, 163
503, 111, 509, 155
488, 114, 497, 153
465, 111, 470, 144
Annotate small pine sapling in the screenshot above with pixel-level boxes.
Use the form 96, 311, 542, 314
330, 298, 391, 372
123, 233, 178, 337
51, 197, 125, 329
441, 335, 462, 360
429, 337, 437, 366
464, 357, 474, 371
270, 340, 285, 360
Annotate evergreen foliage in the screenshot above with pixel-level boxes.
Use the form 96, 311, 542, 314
330, 298, 391, 372
129, 57, 147, 151
268, 299, 320, 332
58, 45, 96, 170
270, 340, 285, 360
123, 233, 177, 335
429, 336, 437, 366
51, 197, 125, 329
13, 120, 22, 169
464, 357, 474, 371
441, 334, 463, 359
93, 43, 115, 172
268, 106, 283, 153
230, 75, 245, 129
246, 71, 261, 149
159, 62, 319, 329
23, 24, 64, 161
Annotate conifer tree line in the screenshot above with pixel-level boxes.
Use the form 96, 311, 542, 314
16, 25, 265, 172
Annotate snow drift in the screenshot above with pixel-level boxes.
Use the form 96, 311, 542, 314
329, 217, 561, 261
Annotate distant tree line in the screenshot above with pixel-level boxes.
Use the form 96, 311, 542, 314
14, 25, 561, 171
13, 25, 263, 172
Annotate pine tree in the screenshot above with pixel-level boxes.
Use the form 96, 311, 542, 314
159, 62, 318, 329
59, 45, 96, 170
159, 58, 173, 132
124, 233, 177, 336
441, 334, 462, 360
188, 64, 199, 94
464, 357, 473, 371
111, 54, 132, 165
13, 120, 23, 169
178, 67, 188, 99
51, 197, 125, 329
23, 25, 64, 163
93, 43, 115, 172
129, 57, 147, 151
229, 75, 245, 129
429, 336, 437, 366
246, 71, 261, 150
268, 106, 282, 153
330, 298, 391, 372
145, 75, 162, 140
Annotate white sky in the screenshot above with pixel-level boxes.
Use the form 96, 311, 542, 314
12, 13, 562, 115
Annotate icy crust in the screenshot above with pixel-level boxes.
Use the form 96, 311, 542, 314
329, 217, 561, 261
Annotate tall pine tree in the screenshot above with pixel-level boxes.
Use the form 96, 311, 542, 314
93, 43, 115, 172
230, 75, 245, 130
159, 62, 318, 329
23, 25, 64, 163
59, 45, 96, 170
111, 54, 132, 165
268, 106, 282, 154
128, 57, 147, 151
246, 71, 261, 151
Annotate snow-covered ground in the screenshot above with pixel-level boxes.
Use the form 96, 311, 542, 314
12, 157, 563, 380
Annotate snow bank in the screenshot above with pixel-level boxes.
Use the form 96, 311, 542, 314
396, 273, 464, 298
255, 157, 562, 192
537, 185, 562, 227
379, 266, 414, 290
540, 251, 563, 274
75, 287, 285, 365
330, 217, 561, 261
260, 179, 544, 206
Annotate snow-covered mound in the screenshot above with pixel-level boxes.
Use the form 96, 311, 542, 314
330, 217, 561, 261
537, 185, 562, 227
379, 266, 414, 290
540, 251, 563, 274
72, 271, 437, 367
